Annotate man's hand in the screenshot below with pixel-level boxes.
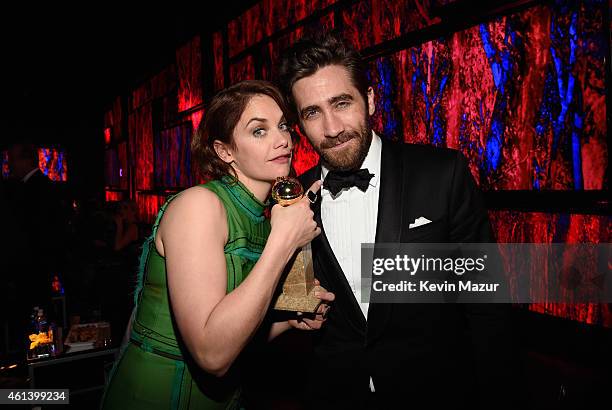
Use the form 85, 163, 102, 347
289, 279, 335, 330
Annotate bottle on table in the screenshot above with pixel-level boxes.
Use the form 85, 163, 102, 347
36, 309, 48, 334
30, 309, 55, 358
30, 306, 40, 334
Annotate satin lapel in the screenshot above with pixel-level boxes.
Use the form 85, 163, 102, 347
367, 139, 406, 341
306, 165, 368, 335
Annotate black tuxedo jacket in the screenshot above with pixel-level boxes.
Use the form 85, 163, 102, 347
299, 139, 521, 409
11, 170, 66, 310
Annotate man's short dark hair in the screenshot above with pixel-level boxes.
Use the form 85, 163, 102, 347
8, 141, 38, 165
278, 31, 369, 111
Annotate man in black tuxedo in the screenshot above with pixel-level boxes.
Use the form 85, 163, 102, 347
278, 32, 521, 409
5, 142, 66, 336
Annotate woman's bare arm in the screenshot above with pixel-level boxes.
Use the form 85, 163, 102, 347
158, 184, 320, 376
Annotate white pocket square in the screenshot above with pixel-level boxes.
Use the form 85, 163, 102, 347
409, 216, 432, 229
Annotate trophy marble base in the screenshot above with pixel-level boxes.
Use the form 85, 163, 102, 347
273, 285, 323, 313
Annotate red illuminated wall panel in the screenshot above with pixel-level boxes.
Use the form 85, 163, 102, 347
190, 109, 204, 133
104, 148, 120, 188
262, 0, 338, 35
292, 129, 320, 177
118, 142, 128, 190
367, 1, 607, 190
490, 210, 612, 327
262, 12, 335, 81
343, 0, 440, 51
213, 31, 225, 91
229, 54, 256, 84
229, 0, 338, 58
136, 192, 168, 224
38, 148, 68, 182
103, 96, 123, 143
154, 122, 194, 188
151, 64, 177, 100
228, 3, 265, 58
105, 191, 124, 202
128, 105, 154, 190
161, 93, 179, 129
131, 81, 152, 112
177, 36, 203, 112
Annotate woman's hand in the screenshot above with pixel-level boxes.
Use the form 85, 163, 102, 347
289, 279, 335, 331
269, 181, 322, 255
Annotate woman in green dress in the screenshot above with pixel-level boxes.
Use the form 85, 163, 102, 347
101, 80, 332, 409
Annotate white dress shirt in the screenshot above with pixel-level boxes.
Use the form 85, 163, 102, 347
320, 131, 381, 319
321, 132, 381, 393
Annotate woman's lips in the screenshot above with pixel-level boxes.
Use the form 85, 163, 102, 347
270, 155, 290, 164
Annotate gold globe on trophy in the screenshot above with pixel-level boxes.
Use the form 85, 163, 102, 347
271, 176, 322, 312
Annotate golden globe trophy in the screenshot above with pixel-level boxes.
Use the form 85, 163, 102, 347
271, 176, 322, 313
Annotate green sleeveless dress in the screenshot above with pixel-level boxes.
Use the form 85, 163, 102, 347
102, 177, 270, 410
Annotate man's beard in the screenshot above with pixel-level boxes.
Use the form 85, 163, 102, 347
317, 123, 372, 171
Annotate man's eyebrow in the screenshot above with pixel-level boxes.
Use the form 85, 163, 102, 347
245, 117, 267, 128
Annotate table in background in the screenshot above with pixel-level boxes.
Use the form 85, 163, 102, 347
27, 347, 118, 408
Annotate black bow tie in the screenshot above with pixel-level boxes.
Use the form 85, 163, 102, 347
322, 168, 374, 196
